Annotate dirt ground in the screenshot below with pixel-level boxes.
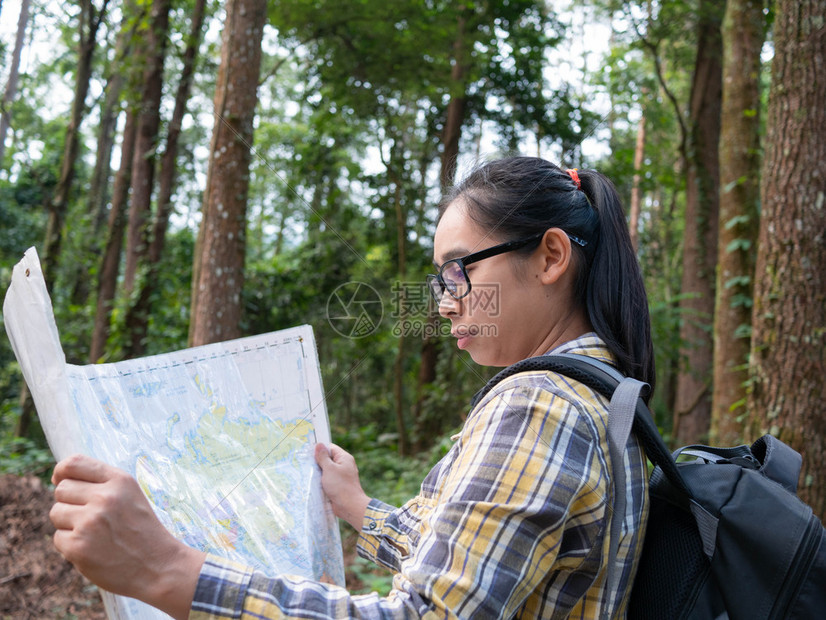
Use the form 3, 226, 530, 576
1, 473, 370, 619
0, 473, 107, 619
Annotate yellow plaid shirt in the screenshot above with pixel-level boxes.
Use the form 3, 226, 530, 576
190, 334, 649, 619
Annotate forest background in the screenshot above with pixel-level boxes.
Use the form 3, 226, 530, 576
0, 0, 824, 595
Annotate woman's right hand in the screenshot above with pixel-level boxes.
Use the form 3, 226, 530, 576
50, 454, 205, 619
314, 443, 370, 531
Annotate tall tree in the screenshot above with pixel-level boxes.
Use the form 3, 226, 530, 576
41, 0, 110, 289
0, 0, 31, 167
439, 7, 471, 191
628, 111, 646, 252
710, 0, 764, 445
189, 0, 267, 346
70, 0, 142, 309
124, 0, 208, 357
627, 2, 652, 255
122, 0, 172, 297
671, 0, 725, 445
89, 110, 138, 362
748, 0, 826, 520
87, 0, 141, 240
385, 118, 413, 457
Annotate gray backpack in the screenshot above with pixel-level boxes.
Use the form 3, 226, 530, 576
473, 354, 826, 619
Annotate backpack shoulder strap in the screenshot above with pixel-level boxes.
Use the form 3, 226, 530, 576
471, 353, 693, 499
603, 372, 648, 603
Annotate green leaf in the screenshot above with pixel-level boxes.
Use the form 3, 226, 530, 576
726, 238, 752, 253
724, 275, 751, 290
724, 213, 751, 230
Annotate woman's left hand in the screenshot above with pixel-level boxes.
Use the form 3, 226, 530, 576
315, 443, 370, 530
50, 454, 206, 619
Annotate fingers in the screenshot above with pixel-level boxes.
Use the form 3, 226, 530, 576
314, 442, 331, 467
52, 526, 74, 556
328, 443, 355, 467
52, 454, 114, 486
51, 507, 95, 561
53, 456, 133, 513
53, 477, 98, 506
49, 499, 79, 532
315, 442, 356, 469
50, 492, 102, 565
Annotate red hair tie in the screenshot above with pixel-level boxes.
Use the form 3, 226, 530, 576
566, 168, 581, 190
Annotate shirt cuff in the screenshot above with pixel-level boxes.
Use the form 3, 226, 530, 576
189, 553, 255, 619
356, 498, 395, 561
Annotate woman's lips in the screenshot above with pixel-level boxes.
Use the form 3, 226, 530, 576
452, 328, 474, 349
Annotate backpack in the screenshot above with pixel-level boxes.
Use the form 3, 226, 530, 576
471, 353, 826, 619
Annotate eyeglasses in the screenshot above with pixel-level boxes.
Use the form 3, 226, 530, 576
427, 231, 588, 304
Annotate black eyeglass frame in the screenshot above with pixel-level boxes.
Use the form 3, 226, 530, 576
427, 230, 588, 303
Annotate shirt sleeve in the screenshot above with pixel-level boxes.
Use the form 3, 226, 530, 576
189, 380, 609, 620
189, 554, 430, 619
357, 498, 408, 572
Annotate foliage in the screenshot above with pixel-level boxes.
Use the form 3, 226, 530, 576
338, 423, 445, 507
0, 436, 54, 479
347, 553, 395, 595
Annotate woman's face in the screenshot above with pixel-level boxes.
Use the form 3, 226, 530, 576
432, 200, 556, 367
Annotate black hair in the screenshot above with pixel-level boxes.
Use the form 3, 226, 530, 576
439, 156, 655, 394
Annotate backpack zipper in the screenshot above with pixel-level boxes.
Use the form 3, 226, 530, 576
769, 514, 822, 619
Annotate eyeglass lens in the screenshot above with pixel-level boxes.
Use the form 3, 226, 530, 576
427, 260, 471, 303
441, 261, 468, 298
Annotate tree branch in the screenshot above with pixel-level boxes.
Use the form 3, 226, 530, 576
632, 20, 688, 160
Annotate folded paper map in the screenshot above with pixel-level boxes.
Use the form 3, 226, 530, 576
2, 248, 344, 619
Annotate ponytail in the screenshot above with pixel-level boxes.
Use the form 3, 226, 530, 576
579, 170, 655, 393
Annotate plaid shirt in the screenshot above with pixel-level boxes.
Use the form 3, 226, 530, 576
190, 334, 649, 619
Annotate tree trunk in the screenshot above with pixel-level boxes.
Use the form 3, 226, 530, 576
124, 0, 206, 357
0, 0, 30, 167
122, 0, 171, 298
412, 10, 472, 448
391, 164, 410, 457
672, 0, 724, 446
41, 0, 110, 290
89, 0, 140, 238
70, 0, 141, 308
710, 0, 764, 446
439, 11, 469, 191
89, 110, 138, 363
189, 0, 267, 347
629, 111, 646, 253
748, 0, 826, 521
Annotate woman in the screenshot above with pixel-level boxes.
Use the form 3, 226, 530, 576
50, 156, 652, 618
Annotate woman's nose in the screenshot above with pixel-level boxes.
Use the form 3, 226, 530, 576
438, 293, 461, 318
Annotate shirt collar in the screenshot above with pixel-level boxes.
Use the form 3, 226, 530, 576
543, 332, 616, 367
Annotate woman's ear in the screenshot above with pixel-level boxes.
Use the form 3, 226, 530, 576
537, 228, 573, 285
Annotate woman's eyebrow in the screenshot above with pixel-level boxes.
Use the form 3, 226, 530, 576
434, 248, 471, 266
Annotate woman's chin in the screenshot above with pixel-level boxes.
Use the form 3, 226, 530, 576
464, 346, 503, 368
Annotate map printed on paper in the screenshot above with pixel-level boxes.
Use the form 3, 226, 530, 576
3, 248, 344, 620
